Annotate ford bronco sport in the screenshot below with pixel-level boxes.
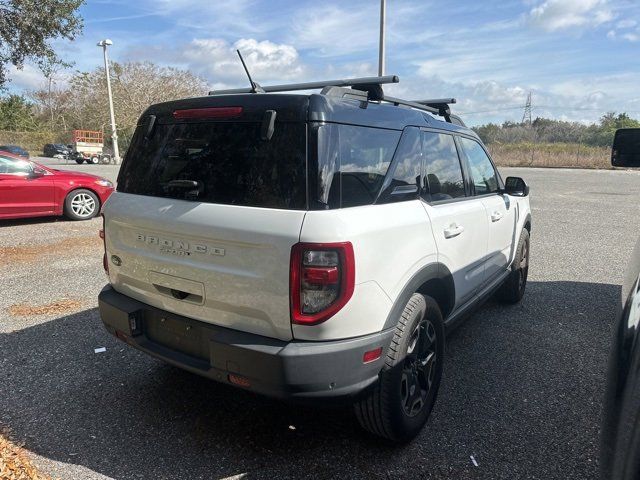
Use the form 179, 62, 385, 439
98, 75, 531, 442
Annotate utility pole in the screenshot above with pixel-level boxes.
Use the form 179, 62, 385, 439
378, 0, 386, 76
522, 91, 532, 126
97, 39, 120, 164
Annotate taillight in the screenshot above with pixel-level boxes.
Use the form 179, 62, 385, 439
100, 214, 108, 274
290, 242, 355, 325
172, 106, 243, 120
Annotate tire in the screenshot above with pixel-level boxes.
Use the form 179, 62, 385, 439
496, 228, 530, 304
354, 293, 445, 442
75, 158, 84, 164
64, 189, 100, 220
88, 156, 99, 164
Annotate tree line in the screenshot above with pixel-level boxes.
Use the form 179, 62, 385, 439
473, 113, 640, 147
0, 61, 208, 152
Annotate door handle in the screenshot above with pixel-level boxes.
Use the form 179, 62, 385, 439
444, 224, 464, 239
490, 211, 503, 222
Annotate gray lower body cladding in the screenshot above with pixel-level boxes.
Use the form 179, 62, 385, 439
98, 285, 393, 400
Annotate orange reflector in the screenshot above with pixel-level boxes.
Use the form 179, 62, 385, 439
363, 347, 383, 364
228, 374, 251, 388
115, 330, 129, 342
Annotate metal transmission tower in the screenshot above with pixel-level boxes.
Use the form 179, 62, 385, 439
522, 91, 532, 126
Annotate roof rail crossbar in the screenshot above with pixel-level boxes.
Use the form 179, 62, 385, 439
382, 96, 466, 126
381, 95, 440, 115
413, 98, 457, 123
209, 75, 400, 95
414, 98, 457, 106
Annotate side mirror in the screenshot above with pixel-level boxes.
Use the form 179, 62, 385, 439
30, 167, 46, 178
612, 128, 640, 167
504, 176, 529, 197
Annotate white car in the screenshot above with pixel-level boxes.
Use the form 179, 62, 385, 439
98, 76, 531, 442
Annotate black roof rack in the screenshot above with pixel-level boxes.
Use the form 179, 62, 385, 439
208, 75, 463, 125
209, 75, 399, 95
413, 98, 457, 123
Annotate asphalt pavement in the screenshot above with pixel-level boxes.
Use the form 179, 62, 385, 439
1, 162, 640, 479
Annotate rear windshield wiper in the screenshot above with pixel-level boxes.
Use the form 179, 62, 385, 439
167, 180, 200, 189
164, 179, 203, 200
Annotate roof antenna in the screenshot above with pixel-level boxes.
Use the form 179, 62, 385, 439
237, 50, 264, 93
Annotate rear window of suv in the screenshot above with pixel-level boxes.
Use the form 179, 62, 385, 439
118, 121, 307, 210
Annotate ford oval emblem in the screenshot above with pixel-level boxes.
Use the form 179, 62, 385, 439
111, 255, 122, 266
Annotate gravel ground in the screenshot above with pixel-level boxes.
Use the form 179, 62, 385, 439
1, 164, 640, 479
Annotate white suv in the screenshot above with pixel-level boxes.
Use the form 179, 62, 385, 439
98, 77, 531, 442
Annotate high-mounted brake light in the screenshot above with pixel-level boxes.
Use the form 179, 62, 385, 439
290, 242, 355, 326
172, 106, 243, 120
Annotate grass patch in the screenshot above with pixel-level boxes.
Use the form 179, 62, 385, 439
488, 142, 611, 169
8, 299, 83, 317
0, 236, 101, 265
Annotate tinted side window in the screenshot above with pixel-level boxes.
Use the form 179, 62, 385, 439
378, 127, 422, 203
459, 137, 499, 195
317, 124, 401, 208
422, 132, 465, 201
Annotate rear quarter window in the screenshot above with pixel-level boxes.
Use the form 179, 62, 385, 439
316, 124, 401, 208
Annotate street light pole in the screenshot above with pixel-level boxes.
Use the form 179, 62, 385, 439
97, 39, 120, 164
378, 0, 386, 77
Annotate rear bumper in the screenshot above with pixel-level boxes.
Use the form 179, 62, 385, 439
98, 285, 393, 400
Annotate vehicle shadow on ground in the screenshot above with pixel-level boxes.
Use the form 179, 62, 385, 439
0, 216, 65, 226
0, 280, 620, 479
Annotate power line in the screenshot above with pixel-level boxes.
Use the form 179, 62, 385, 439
458, 105, 640, 116
457, 106, 528, 115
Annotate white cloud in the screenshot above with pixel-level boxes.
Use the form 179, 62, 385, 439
527, 0, 614, 31
605, 12, 640, 42
151, 0, 272, 35
323, 61, 377, 78
6, 64, 46, 91
180, 38, 305, 88
547, 73, 640, 115
607, 25, 640, 43
616, 19, 638, 29
387, 76, 530, 122
289, 6, 378, 57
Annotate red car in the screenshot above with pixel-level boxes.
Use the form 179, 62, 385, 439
0, 153, 114, 221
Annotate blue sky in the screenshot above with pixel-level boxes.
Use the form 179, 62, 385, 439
7, 0, 640, 125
